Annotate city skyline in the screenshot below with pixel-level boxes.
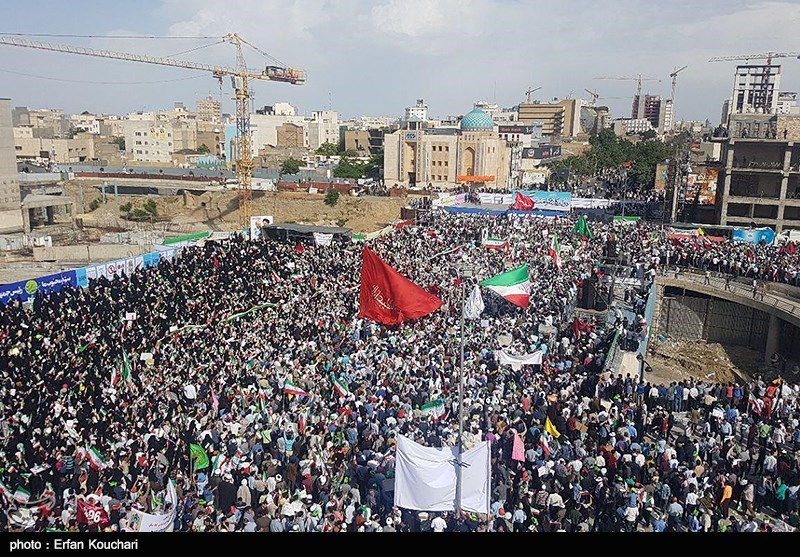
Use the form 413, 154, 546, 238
1, 0, 799, 122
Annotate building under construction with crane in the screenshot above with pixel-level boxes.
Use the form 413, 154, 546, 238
0, 33, 306, 228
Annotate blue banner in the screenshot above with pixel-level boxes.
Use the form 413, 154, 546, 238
515, 191, 572, 212
732, 227, 775, 245
0, 270, 77, 305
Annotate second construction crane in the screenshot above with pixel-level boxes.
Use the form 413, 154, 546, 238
0, 33, 306, 227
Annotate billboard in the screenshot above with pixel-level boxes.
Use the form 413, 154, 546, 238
654, 163, 668, 191
732, 227, 775, 245
249, 215, 274, 240
457, 175, 495, 182
0, 270, 78, 305
685, 168, 718, 205
528, 191, 572, 212
522, 145, 562, 159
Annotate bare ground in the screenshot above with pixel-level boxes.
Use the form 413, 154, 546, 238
647, 338, 763, 384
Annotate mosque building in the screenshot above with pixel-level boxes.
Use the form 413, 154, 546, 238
383, 106, 509, 188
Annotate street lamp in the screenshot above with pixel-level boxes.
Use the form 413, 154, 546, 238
455, 261, 474, 516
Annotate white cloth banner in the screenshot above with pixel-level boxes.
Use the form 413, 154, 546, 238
463, 285, 485, 320
313, 232, 333, 246
394, 435, 491, 514
498, 350, 543, 371
128, 480, 177, 532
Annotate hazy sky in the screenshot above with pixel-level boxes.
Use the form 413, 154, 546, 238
1, 0, 799, 123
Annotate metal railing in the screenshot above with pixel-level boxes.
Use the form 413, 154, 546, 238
658, 268, 800, 317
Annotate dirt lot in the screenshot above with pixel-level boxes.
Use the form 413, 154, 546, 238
647, 338, 763, 384
64, 183, 409, 234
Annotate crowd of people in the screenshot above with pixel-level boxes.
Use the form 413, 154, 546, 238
0, 212, 797, 532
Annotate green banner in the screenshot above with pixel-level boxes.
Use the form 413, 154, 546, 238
163, 231, 210, 245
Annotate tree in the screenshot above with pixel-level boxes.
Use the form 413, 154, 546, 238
316, 143, 339, 156
197, 144, 211, 154
333, 157, 367, 180
324, 190, 340, 206
280, 157, 302, 175
640, 129, 658, 141
112, 137, 125, 151
342, 149, 359, 158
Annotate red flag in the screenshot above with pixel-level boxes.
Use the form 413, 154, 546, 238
77, 499, 109, 529
295, 243, 305, 254
571, 317, 591, 337
358, 247, 443, 325
512, 192, 535, 211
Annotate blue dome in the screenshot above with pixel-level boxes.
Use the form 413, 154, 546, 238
460, 108, 495, 131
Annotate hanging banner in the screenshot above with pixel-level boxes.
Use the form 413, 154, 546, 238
127, 480, 177, 532
249, 215, 274, 240
0, 270, 77, 305
732, 227, 775, 245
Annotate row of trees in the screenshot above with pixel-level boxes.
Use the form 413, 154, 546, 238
279, 142, 384, 180
547, 128, 683, 188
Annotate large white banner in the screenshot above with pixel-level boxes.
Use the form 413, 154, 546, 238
313, 232, 333, 246
127, 480, 177, 532
394, 435, 491, 515
498, 350, 543, 371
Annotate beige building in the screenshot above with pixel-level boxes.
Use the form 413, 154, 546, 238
0, 99, 22, 232
14, 127, 96, 164
308, 110, 340, 150
384, 107, 509, 188
196, 95, 222, 124
124, 120, 175, 164
518, 99, 583, 137
344, 129, 372, 154
276, 123, 305, 149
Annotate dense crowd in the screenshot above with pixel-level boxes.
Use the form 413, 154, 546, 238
0, 213, 797, 532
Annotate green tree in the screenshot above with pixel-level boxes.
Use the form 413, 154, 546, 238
333, 157, 367, 180
280, 157, 302, 175
197, 144, 211, 154
316, 143, 339, 156
112, 136, 125, 151
640, 129, 658, 141
143, 199, 157, 215
342, 149, 359, 158
324, 190, 340, 206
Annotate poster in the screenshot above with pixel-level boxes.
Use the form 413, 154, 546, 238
685, 168, 718, 205
249, 215, 274, 240
654, 163, 669, 191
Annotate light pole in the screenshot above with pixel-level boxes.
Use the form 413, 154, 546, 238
455, 262, 474, 516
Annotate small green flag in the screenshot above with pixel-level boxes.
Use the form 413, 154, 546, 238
572, 214, 594, 239
189, 443, 209, 470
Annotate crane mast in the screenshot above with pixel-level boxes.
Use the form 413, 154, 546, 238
0, 33, 305, 228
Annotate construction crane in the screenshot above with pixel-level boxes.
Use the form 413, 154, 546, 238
0, 33, 306, 228
594, 74, 661, 100
524, 86, 542, 103
710, 52, 798, 119
584, 89, 632, 104
708, 51, 800, 66
669, 65, 688, 105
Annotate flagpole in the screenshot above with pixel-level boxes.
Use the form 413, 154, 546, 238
456, 274, 465, 517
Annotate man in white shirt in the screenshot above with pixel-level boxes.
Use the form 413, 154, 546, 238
431, 514, 447, 532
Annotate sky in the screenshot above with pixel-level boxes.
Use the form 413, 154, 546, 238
1, 0, 799, 123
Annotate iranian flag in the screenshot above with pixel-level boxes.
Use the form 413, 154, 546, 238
331, 373, 351, 398
86, 446, 108, 471
111, 350, 132, 387
283, 380, 309, 397
480, 264, 531, 309
13, 486, 30, 504
482, 238, 510, 250
420, 399, 446, 420
549, 233, 561, 267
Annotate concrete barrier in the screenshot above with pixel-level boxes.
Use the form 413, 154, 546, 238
33, 244, 152, 263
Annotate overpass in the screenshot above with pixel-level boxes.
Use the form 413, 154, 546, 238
653, 270, 800, 362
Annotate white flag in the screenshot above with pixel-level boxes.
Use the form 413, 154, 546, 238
498, 349, 543, 371
394, 435, 491, 514
463, 285, 485, 320
313, 232, 333, 246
